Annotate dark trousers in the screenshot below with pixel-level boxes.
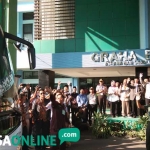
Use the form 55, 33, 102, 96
50, 133, 66, 150
88, 104, 97, 125
78, 107, 88, 123
33, 120, 50, 150
71, 107, 78, 125
136, 99, 146, 117
110, 101, 117, 116
130, 99, 137, 116
117, 100, 121, 116
98, 95, 106, 114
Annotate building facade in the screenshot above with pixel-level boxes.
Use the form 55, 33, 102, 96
16, 0, 150, 91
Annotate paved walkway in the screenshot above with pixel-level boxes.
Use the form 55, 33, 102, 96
69, 130, 146, 150
28, 130, 146, 150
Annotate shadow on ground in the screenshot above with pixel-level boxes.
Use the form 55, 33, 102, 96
69, 131, 146, 150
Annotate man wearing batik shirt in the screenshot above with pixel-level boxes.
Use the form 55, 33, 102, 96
76, 88, 88, 123
32, 89, 50, 150
96, 79, 107, 114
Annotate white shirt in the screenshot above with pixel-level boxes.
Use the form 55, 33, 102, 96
145, 83, 150, 99
120, 86, 130, 101
87, 94, 97, 105
96, 85, 106, 95
108, 86, 119, 102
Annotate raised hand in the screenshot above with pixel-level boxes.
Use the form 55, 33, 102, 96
68, 81, 71, 85
127, 77, 130, 83
58, 81, 61, 85
139, 73, 143, 78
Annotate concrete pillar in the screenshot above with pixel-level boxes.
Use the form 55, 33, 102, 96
135, 67, 148, 79
38, 70, 55, 89
139, 0, 149, 49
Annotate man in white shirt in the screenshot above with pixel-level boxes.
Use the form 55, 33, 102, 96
108, 80, 119, 117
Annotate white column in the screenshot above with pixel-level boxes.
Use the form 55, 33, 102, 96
139, 0, 148, 49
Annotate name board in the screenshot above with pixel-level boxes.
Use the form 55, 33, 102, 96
91, 50, 150, 66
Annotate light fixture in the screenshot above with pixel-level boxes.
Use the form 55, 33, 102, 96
13, 43, 21, 52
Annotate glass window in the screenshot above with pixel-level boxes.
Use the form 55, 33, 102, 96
23, 24, 33, 43
23, 71, 32, 79
79, 78, 93, 91
23, 24, 32, 33
23, 12, 34, 20
32, 71, 38, 78
23, 71, 38, 79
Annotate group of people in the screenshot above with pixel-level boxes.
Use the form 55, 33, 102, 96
95, 73, 150, 118
16, 73, 150, 150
